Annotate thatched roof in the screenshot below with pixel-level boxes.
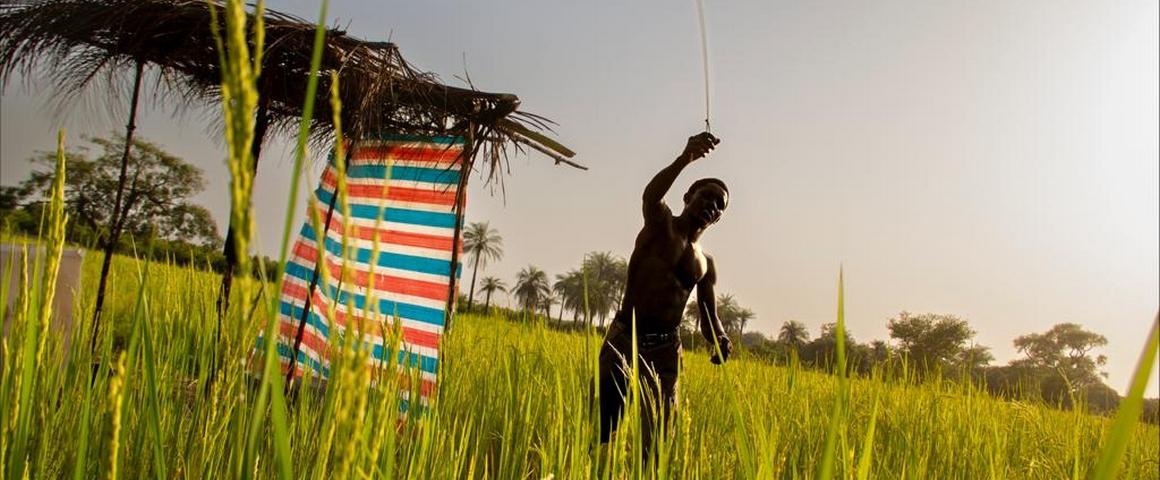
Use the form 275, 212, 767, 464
0, 0, 581, 182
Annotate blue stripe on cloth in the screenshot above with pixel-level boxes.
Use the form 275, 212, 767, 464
260, 337, 440, 378
254, 337, 331, 376
268, 303, 440, 374
341, 164, 460, 185
282, 263, 447, 327
314, 189, 457, 227
297, 223, 462, 278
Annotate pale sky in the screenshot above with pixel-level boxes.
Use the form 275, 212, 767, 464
1, 0, 1156, 395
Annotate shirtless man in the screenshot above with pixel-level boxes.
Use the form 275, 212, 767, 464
598, 131, 732, 448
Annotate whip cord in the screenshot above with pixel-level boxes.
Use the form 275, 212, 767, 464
696, 0, 712, 133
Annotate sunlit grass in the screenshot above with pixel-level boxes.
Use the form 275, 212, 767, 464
1, 240, 1157, 478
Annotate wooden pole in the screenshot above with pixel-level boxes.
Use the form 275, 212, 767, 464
444, 125, 475, 332
89, 58, 144, 355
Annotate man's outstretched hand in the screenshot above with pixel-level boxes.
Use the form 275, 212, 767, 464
709, 335, 733, 365
681, 132, 720, 163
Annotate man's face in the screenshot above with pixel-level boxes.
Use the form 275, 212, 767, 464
684, 184, 728, 228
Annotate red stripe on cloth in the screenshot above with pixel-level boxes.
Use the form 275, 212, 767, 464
351, 144, 463, 164
291, 242, 450, 301
310, 204, 455, 251
372, 229, 455, 251
278, 320, 332, 362
320, 170, 458, 206
280, 281, 443, 350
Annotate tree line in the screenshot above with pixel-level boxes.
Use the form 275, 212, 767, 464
734, 315, 1151, 420
1, 134, 277, 278
460, 221, 1157, 424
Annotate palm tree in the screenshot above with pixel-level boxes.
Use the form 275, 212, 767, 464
736, 307, 755, 336
715, 293, 741, 336
541, 293, 560, 323
554, 270, 587, 323
513, 265, 550, 317
608, 256, 628, 311
681, 293, 752, 339
778, 320, 810, 350
582, 251, 627, 326
479, 276, 507, 311
463, 222, 504, 309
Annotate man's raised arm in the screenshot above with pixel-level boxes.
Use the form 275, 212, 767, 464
642, 132, 719, 221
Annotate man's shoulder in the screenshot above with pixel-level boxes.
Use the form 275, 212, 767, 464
643, 198, 674, 225
638, 211, 677, 238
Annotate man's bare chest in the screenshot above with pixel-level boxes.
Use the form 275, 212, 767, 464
638, 235, 708, 288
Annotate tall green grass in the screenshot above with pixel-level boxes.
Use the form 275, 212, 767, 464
1, 1, 1157, 477
1, 242, 1157, 478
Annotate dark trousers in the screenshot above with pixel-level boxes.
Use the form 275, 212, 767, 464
597, 321, 681, 446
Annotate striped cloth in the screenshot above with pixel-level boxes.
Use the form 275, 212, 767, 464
260, 134, 465, 409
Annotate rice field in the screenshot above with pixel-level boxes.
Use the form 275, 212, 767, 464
0, 244, 1157, 479
2, 1, 1158, 478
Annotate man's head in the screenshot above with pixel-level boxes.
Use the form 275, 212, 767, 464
682, 178, 729, 228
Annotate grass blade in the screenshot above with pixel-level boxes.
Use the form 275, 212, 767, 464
1089, 313, 1159, 479
856, 395, 880, 480
817, 266, 847, 480
137, 295, 167, 479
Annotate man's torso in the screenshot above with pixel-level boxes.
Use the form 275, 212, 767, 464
618, 215, 708, 333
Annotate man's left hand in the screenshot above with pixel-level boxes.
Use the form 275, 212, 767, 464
710, 335, 733, 365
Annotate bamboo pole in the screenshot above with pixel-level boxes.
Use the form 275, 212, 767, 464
443, 126, 476, 333
89, 58, 145, 355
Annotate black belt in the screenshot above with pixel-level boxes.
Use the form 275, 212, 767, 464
614, 318, 679, 346
638, 331, 679, 346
